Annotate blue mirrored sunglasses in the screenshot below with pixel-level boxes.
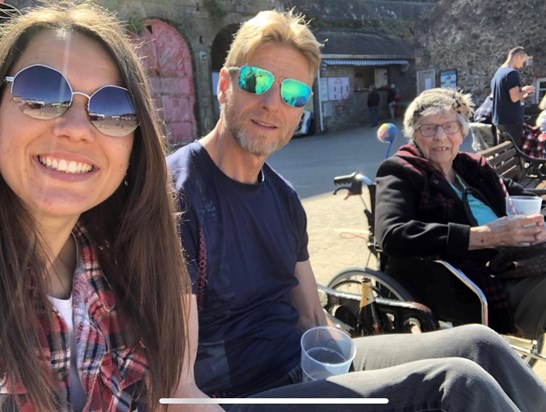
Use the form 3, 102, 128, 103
4, 64, 138, 137
230, 65, 312, 108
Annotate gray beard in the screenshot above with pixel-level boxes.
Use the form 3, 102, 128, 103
231, 128, 282, 158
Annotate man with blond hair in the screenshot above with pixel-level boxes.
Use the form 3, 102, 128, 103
168, 10, 546, 411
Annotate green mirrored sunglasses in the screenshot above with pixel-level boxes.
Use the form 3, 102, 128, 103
230, 65, 312, 108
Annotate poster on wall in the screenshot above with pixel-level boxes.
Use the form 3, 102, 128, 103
440, 69, 457, 89
417, 69, 435, 93
327, 77, 350, 101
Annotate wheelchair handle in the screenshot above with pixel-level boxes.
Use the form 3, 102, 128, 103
333, 172, 372, 196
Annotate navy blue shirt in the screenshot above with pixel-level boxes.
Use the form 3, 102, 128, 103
167, 141, 308, 396
491, 66, 523, 125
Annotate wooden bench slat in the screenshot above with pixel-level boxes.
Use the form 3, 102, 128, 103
477, 140, 513, 158
484, 148, 518, 165
476, 139, 544, 190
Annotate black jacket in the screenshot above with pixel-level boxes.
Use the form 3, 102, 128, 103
375, 143, 527, 332
367, 90, 380, 107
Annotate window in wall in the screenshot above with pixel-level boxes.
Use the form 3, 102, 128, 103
534, 78, 546, 105
374, 68, 388, 89
354, 72, 365, 91
354, 67, 374, 91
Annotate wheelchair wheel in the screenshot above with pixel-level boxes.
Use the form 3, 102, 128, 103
327, 267, 414, 301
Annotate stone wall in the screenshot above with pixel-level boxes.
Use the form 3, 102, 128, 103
287, 0, 436, 25
415, 0, 546, 105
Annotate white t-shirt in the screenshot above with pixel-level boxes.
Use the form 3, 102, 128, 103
47, 235, 86, 411
47, 294, 86, 411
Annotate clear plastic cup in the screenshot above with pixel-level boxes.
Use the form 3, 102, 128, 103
300, 326, 356, 382
506, 196, 542, 217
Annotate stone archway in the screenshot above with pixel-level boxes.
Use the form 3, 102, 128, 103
136, 19, 196, 146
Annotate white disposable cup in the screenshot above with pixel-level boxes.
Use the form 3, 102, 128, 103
300, 326, 356, 382
506, 196, 542, 217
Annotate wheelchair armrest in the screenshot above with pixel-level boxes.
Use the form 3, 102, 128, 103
432, 260, 489, 327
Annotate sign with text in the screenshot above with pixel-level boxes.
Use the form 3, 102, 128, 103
440, 69, 457, 89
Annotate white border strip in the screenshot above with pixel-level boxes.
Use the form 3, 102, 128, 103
160, 398, 389, 405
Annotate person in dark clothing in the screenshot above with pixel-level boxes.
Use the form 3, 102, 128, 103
375, 87, 546, 337
387, 83, 399, 119
367, 85, 380, 127
491, 46, 535, 146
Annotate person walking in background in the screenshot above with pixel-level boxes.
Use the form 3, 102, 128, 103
367, 85, 380, 127
387, 83, 399, 119
491, 46, 535, 146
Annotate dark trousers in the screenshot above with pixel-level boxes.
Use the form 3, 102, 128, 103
497, 123, 524, 147
368, 106, 379, 127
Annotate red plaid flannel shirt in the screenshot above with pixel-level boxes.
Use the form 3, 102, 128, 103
522, 124, 546, 158
0, 225, 148, 411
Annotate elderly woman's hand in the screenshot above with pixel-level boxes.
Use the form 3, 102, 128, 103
469, 214, 546, 249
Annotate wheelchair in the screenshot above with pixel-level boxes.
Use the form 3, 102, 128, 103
321, 172, 546, 367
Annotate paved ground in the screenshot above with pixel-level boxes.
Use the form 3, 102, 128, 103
269, 123, 546, 382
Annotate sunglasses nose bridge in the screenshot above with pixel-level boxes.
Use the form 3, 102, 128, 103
68, 90, 94, 116
71, 90, 91, 103
55, 90, 97, 133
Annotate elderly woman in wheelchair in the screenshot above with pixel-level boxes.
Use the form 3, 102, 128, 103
375, 88, 546, 338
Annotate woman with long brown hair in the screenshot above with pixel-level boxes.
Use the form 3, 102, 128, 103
0, 2, 190, 410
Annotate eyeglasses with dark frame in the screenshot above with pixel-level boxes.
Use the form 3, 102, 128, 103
416, 121, 461, 138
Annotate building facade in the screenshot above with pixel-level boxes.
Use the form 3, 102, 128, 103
4, 0, 438, 144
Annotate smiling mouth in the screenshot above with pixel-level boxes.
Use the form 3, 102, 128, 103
253, 119, 276, 129
38, 156, 94, 174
